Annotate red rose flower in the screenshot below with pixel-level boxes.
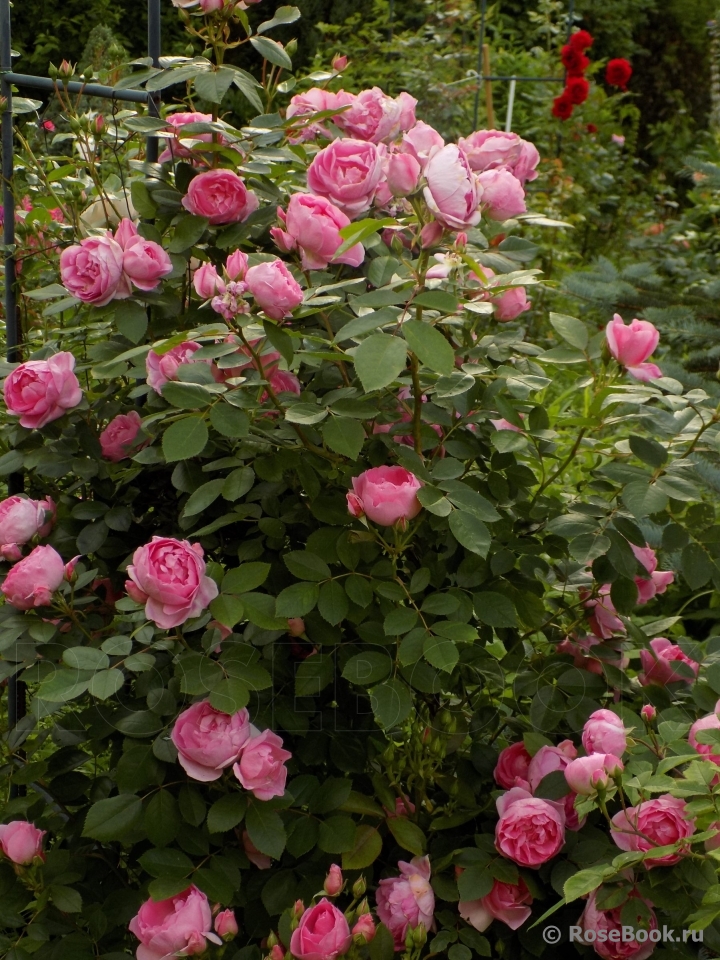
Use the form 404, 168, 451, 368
552, 92, 575, 120
586, 123, 598, 134
561, 45, 590, 76
569, 30, 594, 51
606, 58, 632, 90
566, 76, 590, 105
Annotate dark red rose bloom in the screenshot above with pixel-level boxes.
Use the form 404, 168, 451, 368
561, 45, 590, 76
569, 29, 594, 51
606, 58, 632, 90
552, 92, 575, 120
586, 123, 598, 134
566, 76, 590, 105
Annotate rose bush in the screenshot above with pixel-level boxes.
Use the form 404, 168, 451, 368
0, 7, 720, 960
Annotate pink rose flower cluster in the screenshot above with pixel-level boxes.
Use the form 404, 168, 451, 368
584, 543, 674, 641
492, 741, 573, 862
0, 493, 55, 561
347, 466, 422, 527
125, 536, 219, 629
192, 253, 303, 322
605, 314, 662, 381
0, 820, 45, 864
171, 699, 291, 800
60, 218, 172, 306
489, 712, 629, 881
375, 855, 435, 950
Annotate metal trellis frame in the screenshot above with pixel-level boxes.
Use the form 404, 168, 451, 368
468, 0, 575, 130
0, 0, 162, 796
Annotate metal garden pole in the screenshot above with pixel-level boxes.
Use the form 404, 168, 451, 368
0, 0, 25, 800
147, 0, 161, 163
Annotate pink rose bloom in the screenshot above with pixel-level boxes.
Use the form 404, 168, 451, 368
582, 709, 628, 757
146, 341, 204, 394
193, 262, 226, 299
527, 741, 577, 790
336, 88, 417, 143
214, 909, 238, 939
0, 494, 56, 560
494, 787, 565, 867
125, 536, 218, 629
290, 899, 351, 960
494, 741, 532, 789
584, 587, 625, 639
457, 130, 540, 184
631, 544, 674, 603
171, 700, 250, 781
578, 891, 657, 960
376, 856, 434, 950
100, 410, 145, 462
689, 710, 720, 763
122, 236, 173, 292
265, 369, 301, 399
477, 169, 526, 220
706, 822, 720, 852
244, 260, 304, 320
564, 753, 623, 795
493, 286, 531, 320
225, 249, 249, 281
401, 121, 444, 168
385, 153, 421, 197
286, 88, 354, 142
0, 821, 45, 864
384, 795, 416, 818
243, 829, 272, 869
114, 218, 139, 249
424, 145, 482, 230
2, 544, 66, 609
233, 728, 291, 800
4, 352, 83, 429
490, 419, 522, 433
611, 134, 626, 146
274, 193, 364, 271
60, 234, 129, 305
610, 794, 695, 867
158, 111, 216, 163
324, 864, 343, 896
627, 362, 662, 381
605, 314, 661, 380
307, 139, 384, 219
352, 914, 376, 943
129, 886, 215, 960
458, 878, 532, 932
347, 466, 422, 527
182, 169, 259, 225
639, 637, 699, 686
